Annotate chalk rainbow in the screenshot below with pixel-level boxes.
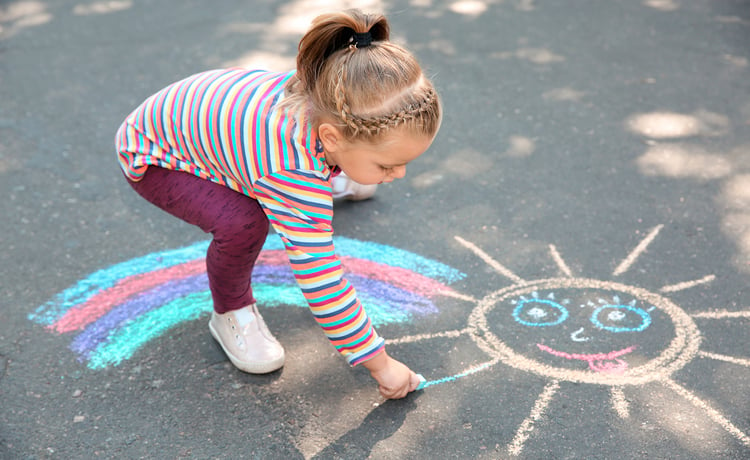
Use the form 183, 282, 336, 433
29, 237, 465, 370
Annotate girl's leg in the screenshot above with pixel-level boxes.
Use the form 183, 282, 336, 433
126, 167, 283, 373
125, 167, 269, 314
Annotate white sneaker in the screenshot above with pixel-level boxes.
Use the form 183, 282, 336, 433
331, 172, 377, 201
209, 304, 285, 374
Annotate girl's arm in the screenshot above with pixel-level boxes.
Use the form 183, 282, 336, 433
253, 170, 385, 365
255, 170, 421, 399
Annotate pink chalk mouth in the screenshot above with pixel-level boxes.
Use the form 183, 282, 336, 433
537, 343, 637, 374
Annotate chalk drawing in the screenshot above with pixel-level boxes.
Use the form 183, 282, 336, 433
612, 224, 663, 276
29, 226, 750, 455
507, 379, 560, 456
610, 386, 630, 418
536, 343, 636, 374
513, 297, 568, 327
589, 303, 652, 333
29, 236, 465, 370
387, 226, 750, 455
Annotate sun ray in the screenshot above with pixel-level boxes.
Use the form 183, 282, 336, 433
698, 351, 750, 367
659, 275, 716, 293
454, 235, 525, 284
401, 227, 747, 454
691, 309, 750, 319
508, 379, 560, 456
612, 224, 664, 276
386, 328, 470, 345
662, 378, 750, 448
436, 289, 478, 303
610, 386, 630, 418
548, 244, 574, 277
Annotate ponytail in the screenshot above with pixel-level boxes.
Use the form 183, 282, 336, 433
285, 9, 441, 142
294, 10, 389, 93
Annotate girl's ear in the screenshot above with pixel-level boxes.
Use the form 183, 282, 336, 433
318, 123, 343, 153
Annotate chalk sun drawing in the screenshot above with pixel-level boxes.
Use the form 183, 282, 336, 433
388, 224, 750, 456
28, 236, 465, 370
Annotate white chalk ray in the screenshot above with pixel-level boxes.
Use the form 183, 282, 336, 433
610, 386, 630, 418
436, 289, 479, 303
659, 275, 716, 293
697, 351, 750, 367
454, 235, 525, 284
662, 378, 750, 448
613, 224, 664, 276
508, 380, 560, 456
386, 288, 477, 345
548, 244, 574, 278
691, 309, 750, 319
691, 309, 750, 367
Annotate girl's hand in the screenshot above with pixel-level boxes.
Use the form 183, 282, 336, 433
362, 351, 421, 399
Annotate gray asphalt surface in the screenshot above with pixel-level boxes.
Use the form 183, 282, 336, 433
2, 0, 749, 459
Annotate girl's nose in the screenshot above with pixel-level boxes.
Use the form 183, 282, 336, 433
571, 327, 590, 342
392, 165, 407, 179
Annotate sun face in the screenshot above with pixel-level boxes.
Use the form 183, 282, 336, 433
472, 277, 700, 386
390, 225, 750, 455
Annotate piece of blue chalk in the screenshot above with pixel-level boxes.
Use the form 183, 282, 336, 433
415, 374, 427, 390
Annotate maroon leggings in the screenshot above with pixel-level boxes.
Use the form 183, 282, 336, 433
126, 167, 269, 314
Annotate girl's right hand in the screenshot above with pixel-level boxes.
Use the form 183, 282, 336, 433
363, 351, 421, 399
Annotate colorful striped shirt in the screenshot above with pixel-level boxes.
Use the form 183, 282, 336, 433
115, 68, 384, 365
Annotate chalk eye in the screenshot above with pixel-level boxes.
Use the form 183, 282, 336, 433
590, 305, 651, 332
513, 299, 568, 327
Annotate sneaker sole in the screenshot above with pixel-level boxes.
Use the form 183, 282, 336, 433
209, 320, 285, 374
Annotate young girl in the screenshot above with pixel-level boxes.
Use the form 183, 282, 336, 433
116, 9, 441, 400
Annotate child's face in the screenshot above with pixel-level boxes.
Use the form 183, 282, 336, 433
324, 128, 434, 185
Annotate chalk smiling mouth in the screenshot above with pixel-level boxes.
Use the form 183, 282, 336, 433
537, 343, 637, 374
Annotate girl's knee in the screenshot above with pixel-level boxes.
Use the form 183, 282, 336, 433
211, 199, 269, 244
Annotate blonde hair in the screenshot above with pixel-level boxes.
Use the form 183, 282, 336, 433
284, 9, 441, 142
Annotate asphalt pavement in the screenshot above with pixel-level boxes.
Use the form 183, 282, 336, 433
2, 0, 749, 459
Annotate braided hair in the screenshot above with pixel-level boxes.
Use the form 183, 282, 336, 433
285, 9, 441, 142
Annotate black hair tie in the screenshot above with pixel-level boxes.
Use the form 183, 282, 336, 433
350, 31, 373, 49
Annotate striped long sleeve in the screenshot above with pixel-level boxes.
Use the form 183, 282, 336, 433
115, 68, 385, 365
254, 171, 384, 364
